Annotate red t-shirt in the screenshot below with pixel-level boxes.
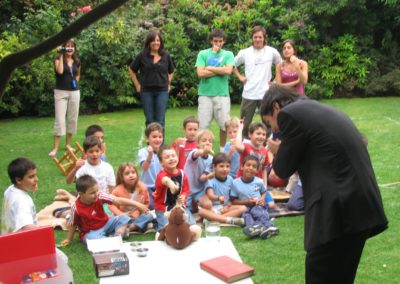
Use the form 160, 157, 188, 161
71, 192, 114, 239
237, 143, 269, 179
154, 169, 190, 212
172, 138, 197, 170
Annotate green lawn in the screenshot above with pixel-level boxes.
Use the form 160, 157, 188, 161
0, 98, 399, 284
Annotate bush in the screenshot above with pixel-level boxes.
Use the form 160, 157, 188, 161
365, 68, 400, 97
0, 0, 399, 117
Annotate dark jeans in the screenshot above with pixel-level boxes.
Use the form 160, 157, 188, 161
287, 182, 304, 211
140, 90, 169, 129
243, 205, 273, 227
306, 231, 369, 284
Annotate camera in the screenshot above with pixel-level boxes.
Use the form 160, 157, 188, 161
57, 47, 73, 53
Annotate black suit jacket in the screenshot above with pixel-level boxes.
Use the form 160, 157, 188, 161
273, 99, 388, 251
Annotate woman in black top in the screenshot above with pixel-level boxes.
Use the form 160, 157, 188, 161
48, 39, 81, 157
129, 30, 174, 131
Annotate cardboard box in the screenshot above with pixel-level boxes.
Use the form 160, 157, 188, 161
87, 237, 129, 278
93, 252, 129, 278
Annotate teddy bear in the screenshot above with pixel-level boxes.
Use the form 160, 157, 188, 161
157, 205, 202, 249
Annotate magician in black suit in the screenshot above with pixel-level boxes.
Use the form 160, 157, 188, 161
261, 86, 388, 284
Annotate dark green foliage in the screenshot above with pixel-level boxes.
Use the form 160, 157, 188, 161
0, 0, 399, 116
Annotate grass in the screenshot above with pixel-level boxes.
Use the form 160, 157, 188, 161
0, 98, 399, 284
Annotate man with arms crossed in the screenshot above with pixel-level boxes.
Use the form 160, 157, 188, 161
195, 29, 235, 151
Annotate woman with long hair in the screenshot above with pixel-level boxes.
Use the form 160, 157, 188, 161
275, 39, 308, 96
128, 30, 174, 132
48, 39, 81, 157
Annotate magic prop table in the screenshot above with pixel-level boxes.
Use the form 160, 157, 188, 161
100, 236, 254, 284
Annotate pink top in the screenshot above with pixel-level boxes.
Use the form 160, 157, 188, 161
281, 62, 305, 96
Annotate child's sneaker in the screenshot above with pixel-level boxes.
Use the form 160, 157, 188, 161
231, 217, 245, 227
243, 224, 265, 238
260, 226, 279, 239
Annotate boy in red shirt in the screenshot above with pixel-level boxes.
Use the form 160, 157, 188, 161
62, 174, 149, 245
235, 121, 269, 187
153, 145, 201, 239
172, 116, 199, 169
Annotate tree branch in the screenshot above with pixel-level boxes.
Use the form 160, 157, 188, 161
0, 0, 129, 97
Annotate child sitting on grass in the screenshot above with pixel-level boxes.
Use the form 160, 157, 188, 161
172, 116, 199, 170
62, 174, 149, 245
2, 157, 68, 262
198, 153, 246, 226
223, 117, 241, 178
231, 155, 279, 239
236, 121, 269, 187
153, 145, 200, 239
108, 163, 154, 233
183, 129, 215, 213
2, 157, 39, 233
66, 135, 115, 194
138, 122, 163, 210
85, 124, 107, 161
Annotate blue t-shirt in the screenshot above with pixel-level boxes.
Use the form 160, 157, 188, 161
223, 141, 240, 178
138, 147, 161, 188
205, 176, 234, 206
231, 176, 272, 203
183, 149, 213, 195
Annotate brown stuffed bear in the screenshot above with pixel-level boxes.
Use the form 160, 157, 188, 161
157, 205, 201, 249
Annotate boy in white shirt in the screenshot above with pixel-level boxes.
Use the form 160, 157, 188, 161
2, 157, 38, 233
2, 157, 69, 263
67, 135, 115, 194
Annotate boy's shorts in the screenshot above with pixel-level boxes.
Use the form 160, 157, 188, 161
198, 96, 230, 131
212, 204, 224, 214
84, 215, 130, 241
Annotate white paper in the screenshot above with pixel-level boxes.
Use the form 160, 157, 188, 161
86, 236, 122, 254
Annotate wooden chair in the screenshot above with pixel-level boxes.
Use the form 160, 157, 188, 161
53, 141, 84, 175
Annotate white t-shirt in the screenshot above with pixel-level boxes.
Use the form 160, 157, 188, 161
234, 45, 282, 100
76, 160, 116, 193
2, 185, 37, 233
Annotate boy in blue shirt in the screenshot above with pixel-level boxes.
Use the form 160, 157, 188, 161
231, 155, 279, 239
138, 122, 163, 210
199, 153, 246, 226
183, 129, 214, 213
223, 117, 241, 178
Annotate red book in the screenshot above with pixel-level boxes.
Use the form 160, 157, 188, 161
200, 255, 254, 283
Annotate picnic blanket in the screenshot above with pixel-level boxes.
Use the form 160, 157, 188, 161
268, 203, 304, 218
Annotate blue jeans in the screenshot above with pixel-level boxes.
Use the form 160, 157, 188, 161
186, 190, 205, 212
287, 182, 304, 211
155, 207, 195, 232
130, 213, 154, 232
243, 205, 273, 227
147, 187, 155, 210
140, 90, 169, 129
83, 215, 130, 242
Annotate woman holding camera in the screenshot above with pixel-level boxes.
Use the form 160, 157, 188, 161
48, 39, 81, 157
128, 30, 174, 131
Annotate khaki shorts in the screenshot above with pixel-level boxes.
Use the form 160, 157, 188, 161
198, 96, 230, 131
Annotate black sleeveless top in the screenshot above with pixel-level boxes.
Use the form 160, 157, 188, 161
54, 59, 80, 91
